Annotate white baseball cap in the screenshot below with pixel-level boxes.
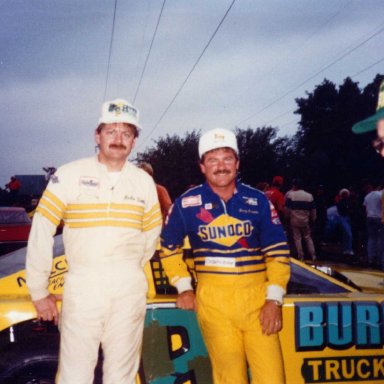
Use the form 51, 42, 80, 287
99, 98, 141, 130
198, 128, 238, 158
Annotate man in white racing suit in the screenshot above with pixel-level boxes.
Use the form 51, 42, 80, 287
26, 99, 162, 383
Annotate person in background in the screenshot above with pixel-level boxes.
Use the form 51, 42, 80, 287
336, 188, 354, 256
5, 176, 21, 203
138, 162, 172, 223
285, 178, 317, 261
363, 181, 384, 268
160, 128, 290, 383
313, 184, 327, 254
265, 176, 285, 223
255, 181, 269, 192
348, 186, 366, 261
26, 99, 162, 383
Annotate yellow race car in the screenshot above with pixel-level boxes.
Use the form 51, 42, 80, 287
0, 236, 383, 384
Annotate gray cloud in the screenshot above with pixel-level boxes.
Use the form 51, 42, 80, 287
1, 0, 383, 185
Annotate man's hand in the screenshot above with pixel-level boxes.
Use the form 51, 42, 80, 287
259, 300, 282, 335
32, 294, 59, 325
176, 290, 196, 311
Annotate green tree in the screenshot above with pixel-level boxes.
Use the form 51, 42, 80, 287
135, 131, 203, 200
236, 127, 295, 187
294, 75, 384, 191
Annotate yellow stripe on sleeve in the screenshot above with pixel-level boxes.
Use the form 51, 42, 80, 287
43, 190, 66, 212
143, 218, 162, 232
39, 197, 64, 220
143, 203, 161, 220
36, 206, 61, 226
262, 242, 288, 252
264, 250, 290, 256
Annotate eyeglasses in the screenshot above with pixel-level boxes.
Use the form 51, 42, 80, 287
103, 128, 134, 139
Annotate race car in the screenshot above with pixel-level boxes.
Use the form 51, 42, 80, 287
0, 235, 383, 384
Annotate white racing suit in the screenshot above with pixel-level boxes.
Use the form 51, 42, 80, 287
26, 156, 162, 384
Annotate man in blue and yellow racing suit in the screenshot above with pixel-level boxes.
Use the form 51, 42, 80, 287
160, 128, 291, 384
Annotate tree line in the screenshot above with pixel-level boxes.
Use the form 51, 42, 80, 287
136, 74, 384, 203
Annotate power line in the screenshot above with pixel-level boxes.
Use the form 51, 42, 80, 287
234, 21, 384, 127
262, 108, 296, 127
299, 0, 353, 49
132, 1, 152, 95
258, 55, 384, 130
351, 56, 384, 78
138, 0, 237, 150
133, 0, 166, 104
225, 0, 352, 117
103, 0, 118, 101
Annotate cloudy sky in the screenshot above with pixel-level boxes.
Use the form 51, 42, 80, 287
1, 0, 383, 186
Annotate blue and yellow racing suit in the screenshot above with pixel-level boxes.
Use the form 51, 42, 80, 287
161, 181, 290, 384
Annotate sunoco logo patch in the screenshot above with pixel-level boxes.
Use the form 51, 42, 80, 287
198, 214, 253, 247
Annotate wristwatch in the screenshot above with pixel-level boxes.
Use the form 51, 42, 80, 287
266, 299, 283, 307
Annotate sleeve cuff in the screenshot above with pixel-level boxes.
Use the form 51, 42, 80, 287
29, 288, 50, 302
173, 277, 193, 293
266, 284, 286, 304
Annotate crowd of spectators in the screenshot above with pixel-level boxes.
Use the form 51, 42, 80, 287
259, 176, 384, 270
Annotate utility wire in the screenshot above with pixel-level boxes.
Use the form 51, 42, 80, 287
234, 21, 384, 127
259, 55, 384, 130
299, 0, 352, 49
103, 0, 118, 101
138, 0, 237, 150
225, 0, 352, 116
261, 108, 296, 127
132, 1, 152, 95
351, 56, 384, 78
133, 0, 166, 104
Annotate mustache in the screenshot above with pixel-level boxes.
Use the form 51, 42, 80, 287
109, 144, 127, 150
213, 170, 230, 175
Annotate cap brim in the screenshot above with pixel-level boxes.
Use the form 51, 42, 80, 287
98, 118, 141, 131
352, 109, 384, 134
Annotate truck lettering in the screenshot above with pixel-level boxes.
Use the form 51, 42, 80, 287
295, 302, 383, 351
302, 357, 384, 383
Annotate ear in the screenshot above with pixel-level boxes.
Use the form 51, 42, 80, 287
95, 129, 101, 145
200, 162, 206, 175
131, 137, 137, 149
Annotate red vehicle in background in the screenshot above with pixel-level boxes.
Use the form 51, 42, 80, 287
0, 207, 31, 256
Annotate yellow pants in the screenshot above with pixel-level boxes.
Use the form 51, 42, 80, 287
57, 262, 147, 384
196, 282, 285, 384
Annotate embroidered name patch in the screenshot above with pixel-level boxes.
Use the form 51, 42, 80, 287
205, 257, 236, 268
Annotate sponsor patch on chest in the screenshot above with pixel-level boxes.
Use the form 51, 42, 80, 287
79, 177, 100, 192
198, 214, 253, 247
182, 195, 202, 208
242, 196, 258, 206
